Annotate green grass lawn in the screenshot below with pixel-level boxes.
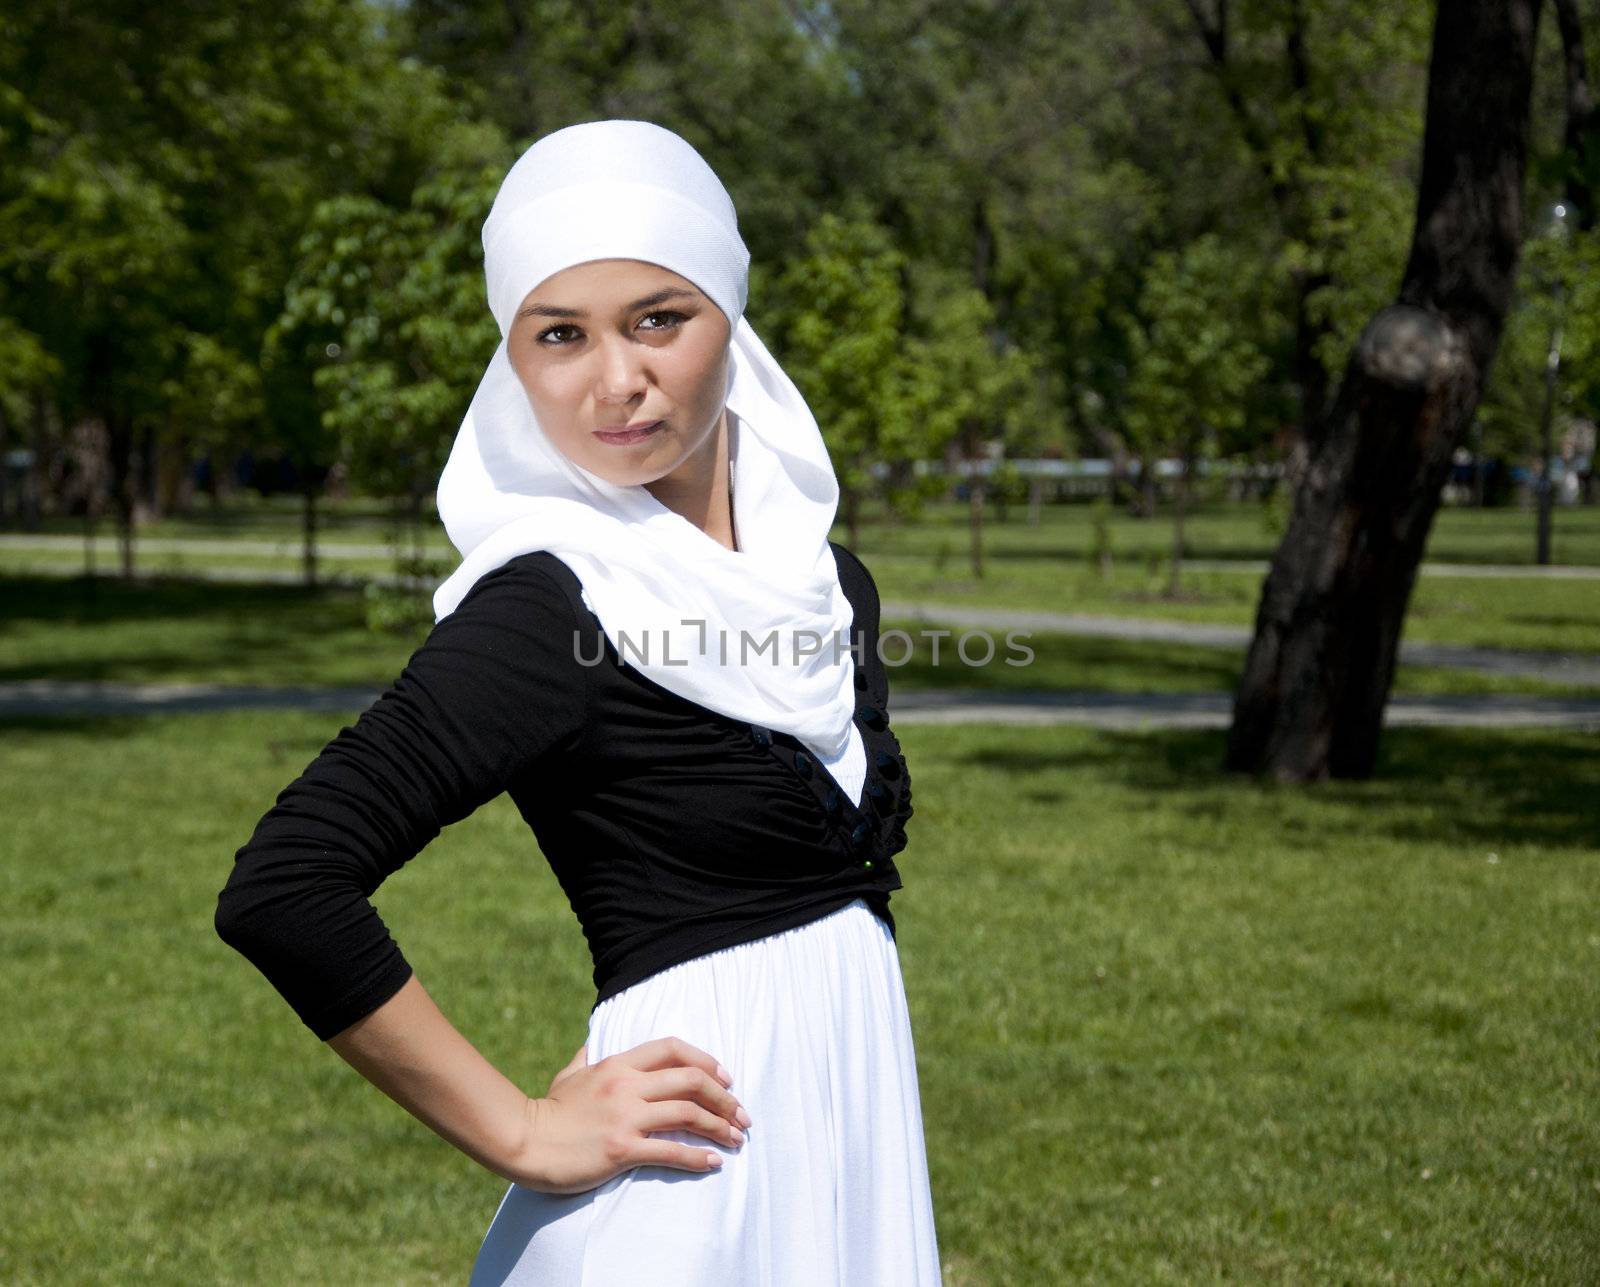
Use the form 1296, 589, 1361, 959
852, 495, 1600, 567
0, 576, 401, 688
6, 499, 1597, 656
1, 573, 1593, 699
2, 714, 1596, 1282
868, 564, 1600, 656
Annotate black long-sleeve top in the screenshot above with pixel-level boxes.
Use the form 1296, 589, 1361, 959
213, 542, 913, 1041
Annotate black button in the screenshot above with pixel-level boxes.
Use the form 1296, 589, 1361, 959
823, 786, 841, 812
793, 751, 814, 778
750, 726, 772, 746
850, 820, 871, 847
858, 705, 886, 731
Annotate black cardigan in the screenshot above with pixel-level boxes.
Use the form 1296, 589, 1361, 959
213, 542, 913, 1040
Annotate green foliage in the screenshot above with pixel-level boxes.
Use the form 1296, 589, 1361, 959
275, 123, 509, 503
1479, 222, 1600, 463
763, 212, 909, 503
1118, 234, 1274, 464
0, 317, 58, 429
760, 209, 1043, 527
900, 270, 1040, 450
1, 0, 1587, 544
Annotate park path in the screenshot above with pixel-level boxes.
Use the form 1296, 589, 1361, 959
2, 679, 1596, 730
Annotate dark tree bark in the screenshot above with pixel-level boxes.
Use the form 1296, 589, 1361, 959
1226, 0, 1543, 782
107, 412, 136, 579
302, 484, 319, 588
964, 419, 986, 580
1553, 0, 1596, 231
843, 484, 861, 550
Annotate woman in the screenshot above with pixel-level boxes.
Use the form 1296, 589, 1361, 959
214, 119, 941, 1284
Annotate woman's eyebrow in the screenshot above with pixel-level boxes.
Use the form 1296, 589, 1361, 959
517, 287, 698, 320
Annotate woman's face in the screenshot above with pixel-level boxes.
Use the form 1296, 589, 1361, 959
506, 258, 733, 488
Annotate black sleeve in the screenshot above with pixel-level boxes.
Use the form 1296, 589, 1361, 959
213, 556, 588, 1041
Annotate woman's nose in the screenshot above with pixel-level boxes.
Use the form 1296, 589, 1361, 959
595, 336, 648, 404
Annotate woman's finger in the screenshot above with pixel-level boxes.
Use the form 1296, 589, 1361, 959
547, 1041, 589, 1093
617, 1035, 732, 1086
625, 1136, 727, 1173
635, 1065, 748, 1125
637, 1099, 745, 1147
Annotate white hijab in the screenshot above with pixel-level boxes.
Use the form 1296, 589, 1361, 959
432, 119, 866, 800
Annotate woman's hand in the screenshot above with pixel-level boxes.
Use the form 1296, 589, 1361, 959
511, 1036, 753, 1194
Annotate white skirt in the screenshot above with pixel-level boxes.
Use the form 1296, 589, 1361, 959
469, 897, 943, 1285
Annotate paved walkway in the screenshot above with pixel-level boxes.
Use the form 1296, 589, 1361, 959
2, 679, 1595, 730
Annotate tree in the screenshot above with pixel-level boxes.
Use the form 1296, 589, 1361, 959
759, 212, 911, 548
0, 0, 432, 575
1227, 0, 1545, 782
1119, 233, 1272, 595
276, 122, 508, 604
897, 270, 1038, 578
1179, 0, 1434, 484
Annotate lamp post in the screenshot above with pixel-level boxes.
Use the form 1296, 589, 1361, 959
1533, 200, 1570, 566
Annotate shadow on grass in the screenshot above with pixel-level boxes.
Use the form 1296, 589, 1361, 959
0, 572, 356, 628
1506, 613, 1600, 633
888, 635, 1242, 692
0, 713, 159, 743
900, 543, 1278, 564
0, 573, 425, 685
957, 726, 1600, 852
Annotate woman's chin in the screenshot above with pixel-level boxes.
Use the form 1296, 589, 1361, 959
576, 457, 669, 491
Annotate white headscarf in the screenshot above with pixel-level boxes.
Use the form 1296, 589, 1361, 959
432, 119, 865, 799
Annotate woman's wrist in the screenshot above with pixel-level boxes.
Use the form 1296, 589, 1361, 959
325, 974, 554, 1184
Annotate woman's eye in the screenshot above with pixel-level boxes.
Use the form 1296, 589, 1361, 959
638, 310, 687, 333
536, 324, 581, 346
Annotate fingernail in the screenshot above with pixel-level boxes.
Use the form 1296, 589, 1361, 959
716, 1063, 733, 1087
729, 1127, 744, 1145
735, 1106, 752, 1128
706, 1151, 723, 1167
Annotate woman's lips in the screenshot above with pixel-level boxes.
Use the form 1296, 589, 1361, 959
594, 420, 664, 445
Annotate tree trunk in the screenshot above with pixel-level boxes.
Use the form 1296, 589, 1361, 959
965, 422, 985, 579
137, 421, 161, 523
26, 390, 50, 531
107, 413, 136, 579
1534, 286, 1564, 565
1227, 0, 1542, 782
303, 483, 319, 588
1168, 448, 1191, 598
1553, 0, 1596, 232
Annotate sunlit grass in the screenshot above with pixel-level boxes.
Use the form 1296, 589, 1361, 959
1, 574, 1592, 698
6, 498, 1595, 656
